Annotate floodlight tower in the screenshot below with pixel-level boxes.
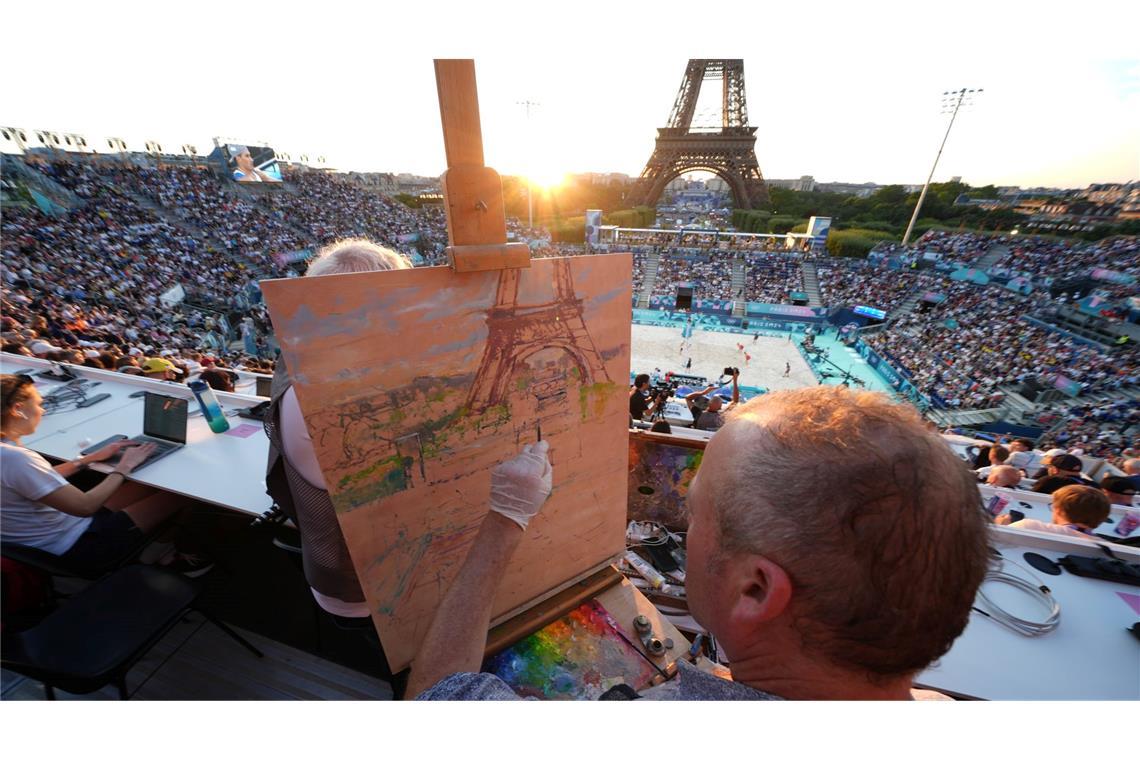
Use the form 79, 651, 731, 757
517, 99, 540, 231
901, 87, 983, 246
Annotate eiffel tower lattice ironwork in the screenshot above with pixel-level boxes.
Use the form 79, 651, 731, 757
629, 59, 769, 210
465, 259, 613, 412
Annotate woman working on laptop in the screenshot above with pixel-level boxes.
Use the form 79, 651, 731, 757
0, 374, 211, 577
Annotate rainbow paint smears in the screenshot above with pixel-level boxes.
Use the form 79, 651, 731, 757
484, 599, 658, 700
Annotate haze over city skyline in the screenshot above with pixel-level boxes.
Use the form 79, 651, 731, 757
3, 1, 1137, 191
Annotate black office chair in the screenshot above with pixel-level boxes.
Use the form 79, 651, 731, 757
1, 563, 262, 700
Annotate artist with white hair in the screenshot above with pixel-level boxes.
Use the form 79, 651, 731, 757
263, 238, 411, 676
408, 386, 990, 700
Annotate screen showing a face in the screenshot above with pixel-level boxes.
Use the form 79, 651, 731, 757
143, 393, 189, 443
224, 144, 283, 183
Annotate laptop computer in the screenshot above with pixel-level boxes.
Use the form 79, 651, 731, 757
107, 393, 189, 472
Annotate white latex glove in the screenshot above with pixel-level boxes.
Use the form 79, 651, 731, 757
489, 441, 553, 530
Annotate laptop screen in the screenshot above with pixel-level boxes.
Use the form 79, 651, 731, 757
143, 393, 189, 444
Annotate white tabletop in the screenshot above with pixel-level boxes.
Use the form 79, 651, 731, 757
2, 356, 272, 515
917, 528, 1140, 700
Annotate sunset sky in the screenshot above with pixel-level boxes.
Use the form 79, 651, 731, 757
3, 0, 1137, 189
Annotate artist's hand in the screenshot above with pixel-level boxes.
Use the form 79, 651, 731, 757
489, 441, 552, 530
993, 513, 1013, 526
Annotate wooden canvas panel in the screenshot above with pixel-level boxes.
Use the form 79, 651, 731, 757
261, 255, 632, 671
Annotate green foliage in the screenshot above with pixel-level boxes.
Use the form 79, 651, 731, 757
730, 181, 1049, 238
790, 222, 809, 234
767, 216, 799, 234
826, 230, 880, 258
549, 217, 585, 243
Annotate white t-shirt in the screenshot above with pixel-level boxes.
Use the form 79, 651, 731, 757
0, 440, 91, 554
279, 388, 368, 618
279, 387, 326, 489
1008, 518, 1096, 540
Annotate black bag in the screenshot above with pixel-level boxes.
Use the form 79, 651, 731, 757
1058, 554, 1140, 587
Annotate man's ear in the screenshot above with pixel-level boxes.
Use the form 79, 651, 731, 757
727, 554, 793, 629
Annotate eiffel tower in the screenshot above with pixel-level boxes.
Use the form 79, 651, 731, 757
629, 59, 769, 210
465, 259, 613, 412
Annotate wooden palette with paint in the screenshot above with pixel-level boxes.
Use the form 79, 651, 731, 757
261, 255, 632, 671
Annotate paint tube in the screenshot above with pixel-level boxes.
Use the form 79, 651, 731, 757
624, 550, 666, 589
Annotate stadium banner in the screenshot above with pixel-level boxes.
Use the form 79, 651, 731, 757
1076, 293, 1117, 317
853, 305, 887, 320
745, 302, 820, 319
807, 216, 831, 254
223, 143, 283, 183
789, 291, 809, 302
1090, 268, 1136, 285
950, 267, 990, 284
1004, 277, 1033, 295
921, 291, 947, 304
692, 298, 734, 316
585, 209, 602, 245
397, 232, 420, 244
854, 339, 928, 405
1051, 373, 1083, 398
159, 283, 186, 307
273, 247, 316, 266
29, 188, 67, 217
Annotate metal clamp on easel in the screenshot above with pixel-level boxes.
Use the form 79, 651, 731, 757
633, 614, 673, 658
434, 60, 531, 274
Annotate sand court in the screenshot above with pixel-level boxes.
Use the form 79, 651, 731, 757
630, 324, 818, 393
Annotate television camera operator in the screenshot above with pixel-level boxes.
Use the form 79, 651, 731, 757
630, 373, 671, 423
687, 367, 740, 432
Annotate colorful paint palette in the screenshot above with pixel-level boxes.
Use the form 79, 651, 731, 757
484, 599, 658, 700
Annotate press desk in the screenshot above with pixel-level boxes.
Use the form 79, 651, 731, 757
1, 356, 272, 516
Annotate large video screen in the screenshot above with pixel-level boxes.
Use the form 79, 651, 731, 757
224, 144, 282, 183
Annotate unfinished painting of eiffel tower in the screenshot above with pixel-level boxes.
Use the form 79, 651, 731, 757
261, 254, 632, 672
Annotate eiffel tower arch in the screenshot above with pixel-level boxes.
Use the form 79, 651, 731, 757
629, 59, 769, 210
465, 259, 613, 413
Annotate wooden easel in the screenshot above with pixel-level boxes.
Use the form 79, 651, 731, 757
434, 60, 530, 273
433, 59, 688, 677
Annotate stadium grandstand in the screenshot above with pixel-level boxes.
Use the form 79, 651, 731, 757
3, 147, 1138, 450
3, 141, 1139, 706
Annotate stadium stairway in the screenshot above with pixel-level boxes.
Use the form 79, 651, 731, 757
637, 251, 661, 308
5, 156, 83, 213
975, 243, 1010, 271
800, 262, 823, 308
228, 182, 319, 246
118, 186, 231, 252
731, 258, 747, 316
888, 290, 922, 323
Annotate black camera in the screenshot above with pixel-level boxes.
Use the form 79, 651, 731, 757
723, 367, 740, 377
653, 379, 678, 400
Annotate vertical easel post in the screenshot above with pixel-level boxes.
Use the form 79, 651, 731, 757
434, 59, 530, 273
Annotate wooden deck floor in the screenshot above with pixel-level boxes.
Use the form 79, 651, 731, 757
1, 612, 394, 701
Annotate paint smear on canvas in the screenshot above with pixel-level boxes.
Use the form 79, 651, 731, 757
484, 599, 658, 700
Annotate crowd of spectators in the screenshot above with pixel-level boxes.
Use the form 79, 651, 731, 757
866, 276, 1139, 409
652, 251, 734, 301
267, 170, 449, 264
817, 260, 923, 314
1033, 399, 1140, 463
743, 256, 803, 303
